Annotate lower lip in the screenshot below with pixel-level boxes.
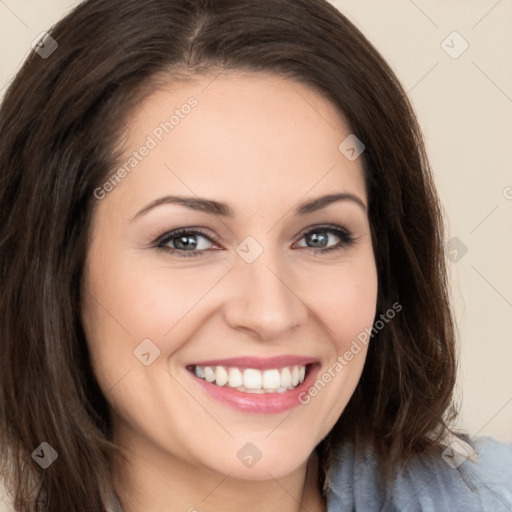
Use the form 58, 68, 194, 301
187, 364, 321, 414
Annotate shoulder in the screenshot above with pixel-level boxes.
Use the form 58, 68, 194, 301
393, 436, 512, 511
324, 436, 512, 512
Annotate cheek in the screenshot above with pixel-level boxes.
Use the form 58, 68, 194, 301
296, 255, 377, 435
333, 274, 378, 351
301, 253, 378, 349
81, 249, 230, 372
84, 245, 209, 336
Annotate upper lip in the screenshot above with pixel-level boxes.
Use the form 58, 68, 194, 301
186, 355, 319, 370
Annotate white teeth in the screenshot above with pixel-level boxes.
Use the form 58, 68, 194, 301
228, 367, 243, 388
191, 364, 309, 393
215, 366, 229, 387
262, 369, 281, 389
243, 369, 262, 389
291, 366, 300, 386
281, 367, 292, 387
204, 366, 215, 383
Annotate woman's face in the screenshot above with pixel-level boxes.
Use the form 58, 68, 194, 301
81, 71, 378, 480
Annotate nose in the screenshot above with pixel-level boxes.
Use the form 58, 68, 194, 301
222, 248, 308, 341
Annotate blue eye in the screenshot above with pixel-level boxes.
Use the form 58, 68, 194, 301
156, 228, 216, 257
295, 225, 355, 253
155, 224, 355, 258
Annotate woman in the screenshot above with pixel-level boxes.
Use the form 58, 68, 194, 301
0, 1, 510, 511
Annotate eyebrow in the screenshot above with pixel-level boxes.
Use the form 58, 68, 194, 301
130, 192, 367, 221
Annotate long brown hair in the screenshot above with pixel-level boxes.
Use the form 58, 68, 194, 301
0, 0, 462, 510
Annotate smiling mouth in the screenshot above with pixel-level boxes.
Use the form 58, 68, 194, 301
186, 363, 314, 394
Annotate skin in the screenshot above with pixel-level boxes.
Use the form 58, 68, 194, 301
81, 71, 378, 512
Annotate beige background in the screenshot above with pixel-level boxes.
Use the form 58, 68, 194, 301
1, 1, 511, 443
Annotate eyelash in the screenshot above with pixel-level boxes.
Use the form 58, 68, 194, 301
154, 224, 356, 258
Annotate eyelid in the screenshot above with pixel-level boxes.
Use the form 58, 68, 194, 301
154, 227, 219, 248
295, 223, 353, 242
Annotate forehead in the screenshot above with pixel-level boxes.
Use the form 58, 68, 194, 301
108, 71, 367, 213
